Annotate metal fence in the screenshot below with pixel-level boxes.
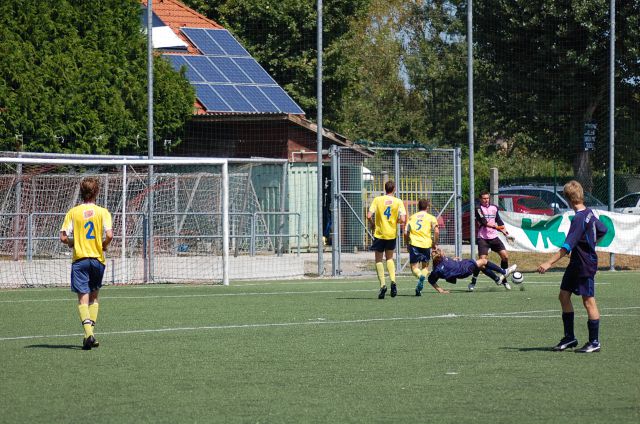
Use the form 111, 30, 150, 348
0, 154, 304, 288
330, 145, 461, 276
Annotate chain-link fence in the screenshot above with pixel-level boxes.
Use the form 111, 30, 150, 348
330, 145, 460, 276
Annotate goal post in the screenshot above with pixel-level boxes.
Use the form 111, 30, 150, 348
0, 157, 230, 287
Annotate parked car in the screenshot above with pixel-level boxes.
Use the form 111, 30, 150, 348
614, 192, 640, 214
499, 184, 607, 214
498, 194, 554, 216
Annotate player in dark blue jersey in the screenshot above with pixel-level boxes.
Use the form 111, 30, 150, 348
538, 180, 608, 353
427, 248, 517, 293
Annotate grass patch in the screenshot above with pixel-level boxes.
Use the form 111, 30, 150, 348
1, 271, 639, 423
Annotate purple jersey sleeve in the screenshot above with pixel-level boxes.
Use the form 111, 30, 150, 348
561, 212, 585, 253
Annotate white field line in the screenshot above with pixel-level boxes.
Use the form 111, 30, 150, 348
0, 282, 614, 304
1, 307, 638, 343
2, 276, 628, 293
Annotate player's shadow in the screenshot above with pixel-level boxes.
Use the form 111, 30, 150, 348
501, 346, 553, 352
24, 344, 82, 350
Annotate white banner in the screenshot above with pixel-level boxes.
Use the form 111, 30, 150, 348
499, 211, 640, 255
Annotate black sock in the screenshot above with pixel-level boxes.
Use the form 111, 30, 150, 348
562, 312, 575, 339
485, 261, 504, 274
482, 269, 500, 281
501, 259, 508, 269
587, 319, 600, 343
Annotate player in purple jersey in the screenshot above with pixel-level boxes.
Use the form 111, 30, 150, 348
427, 248, 517, 293
538, 180, 608, 353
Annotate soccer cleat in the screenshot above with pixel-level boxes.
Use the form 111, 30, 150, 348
502, 280, 512, 290
415, 276, 425, 296
390, 283, 398, 298
552, 337, 579, 351
378, 285, 387, 299
504, 264, 518, 278
576, 341, 601, 353
82, 335, 96, 351
91, 338, 100, 348
468, 281, 476, 292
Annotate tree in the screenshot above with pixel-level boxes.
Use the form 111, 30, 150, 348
0, 0, 195, 154
472, 0, 640, 188
331, 0, 430, 144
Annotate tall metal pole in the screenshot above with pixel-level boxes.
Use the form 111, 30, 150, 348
147, 0, 155, 281
222, 161, 230, 285
467, 0, 476, 258
608, 0, 615, 270
330, 146, 340, 276
394, 149, 401, 269
316, 0, 324, 275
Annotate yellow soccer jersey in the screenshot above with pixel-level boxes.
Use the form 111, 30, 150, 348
61, 203, 112, 264
369, 195, 406, 240
406, 211, 438, 248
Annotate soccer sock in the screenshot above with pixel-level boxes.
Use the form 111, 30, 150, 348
471, 269, 479, 284
482, 269, 500, 282
386, 259, 396, 284
89, 302, 99, 326
587, 319, 600, 342
412, 267, 422, 278
77, 304, 93, 338
375, 262, 386, 288
421, 268, 430, 278
562, 312, 575, 339
501, 259, 509, 269
486, 261, 505, 274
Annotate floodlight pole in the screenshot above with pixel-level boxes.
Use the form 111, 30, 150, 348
147, 0, 155, 281
316, 0, 324, 275
608, 0, 615, 270
467, 0, 476, 258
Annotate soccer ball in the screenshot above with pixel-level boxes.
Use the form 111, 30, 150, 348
511, 271, 524, 285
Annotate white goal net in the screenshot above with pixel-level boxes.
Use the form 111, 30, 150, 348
0, 157, 231, 287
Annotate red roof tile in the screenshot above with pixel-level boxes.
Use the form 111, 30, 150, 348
142, 0, 223, 54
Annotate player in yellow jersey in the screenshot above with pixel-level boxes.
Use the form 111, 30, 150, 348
60, 177, 113, 350
404, 199, 441, 296
367, 180, 406, 299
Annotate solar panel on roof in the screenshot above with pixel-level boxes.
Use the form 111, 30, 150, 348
182, 28, 225, 55
208, 57, 252, 84
167, 55, 204, 82
167, 28, 304, 114
259, 86, 305, 114
233, 58, 276, 84
194, 85, 232, 112
211, 86, 256, 113
236, 86, 280, 113
207, 30, 250, 56
185, 56, 228, 83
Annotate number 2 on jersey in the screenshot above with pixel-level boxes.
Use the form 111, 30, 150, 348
84, 221, 96, 239
383, 206, 391, 219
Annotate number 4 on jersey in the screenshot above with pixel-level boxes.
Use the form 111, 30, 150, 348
383, 206, 391, 219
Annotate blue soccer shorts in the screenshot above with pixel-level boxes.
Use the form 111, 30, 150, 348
408, 245, 431, 264
71, 258, 106, 294
560, 273, 595, 297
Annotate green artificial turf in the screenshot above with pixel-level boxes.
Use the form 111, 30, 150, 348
1, 272, 639, 423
